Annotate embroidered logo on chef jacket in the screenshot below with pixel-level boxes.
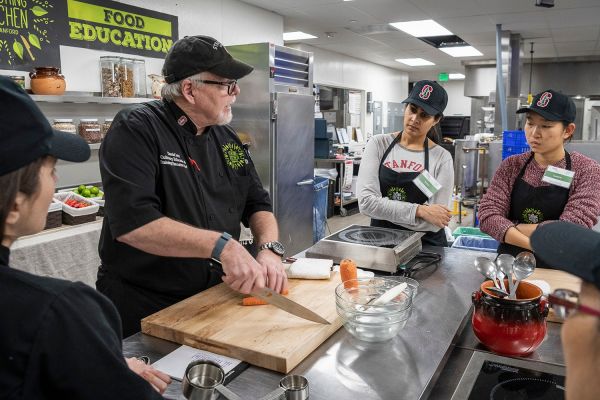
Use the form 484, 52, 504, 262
419, 84, 433, 100
222, 142, 247, 169
177, 115, 188, 126
522, 207, 544, 224
159, 151, 188, 169
537, 92, 553, 108
387, 187, 407, 201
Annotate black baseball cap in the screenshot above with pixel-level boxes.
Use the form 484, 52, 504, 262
0, 77, 90, 176
402, 80, 448, 116
162, 35, 254, 83
516, 89, 576, 123
531, 221, 600, 290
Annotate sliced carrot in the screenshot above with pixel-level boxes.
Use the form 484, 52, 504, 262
242, 288, 289, 306
340, 259, 358, 289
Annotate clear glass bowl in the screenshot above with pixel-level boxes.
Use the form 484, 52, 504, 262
387, 276, 419, 301
335, 278, 414, 342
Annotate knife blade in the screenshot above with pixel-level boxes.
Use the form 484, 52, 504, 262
252, 287, 330, 325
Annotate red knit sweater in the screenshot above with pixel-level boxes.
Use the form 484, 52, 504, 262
479, 151, 600, 242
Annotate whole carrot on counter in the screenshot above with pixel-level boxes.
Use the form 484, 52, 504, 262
242, 288, 290, 306
340, 259, 358, 289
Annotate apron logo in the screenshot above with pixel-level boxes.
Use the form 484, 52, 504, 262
419, 84, 433, 100
222, 142, 247, 169
522, 207, 544, 224
387, 187, 407, 202
177, 116, 188, 126
537, 92, 552, 108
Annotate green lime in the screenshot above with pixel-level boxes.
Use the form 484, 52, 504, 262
90, 186, 100, 195
82, 189, 91, 197
77, 184, 86, 193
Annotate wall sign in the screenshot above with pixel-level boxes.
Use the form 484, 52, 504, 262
0, 0, 178, 69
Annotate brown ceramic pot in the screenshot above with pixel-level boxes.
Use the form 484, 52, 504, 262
30, 67, 66, 95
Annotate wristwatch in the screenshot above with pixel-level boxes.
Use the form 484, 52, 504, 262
211, 232, 232, 263
259, 241, 285, 257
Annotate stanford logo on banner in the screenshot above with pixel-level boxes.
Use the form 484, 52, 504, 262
0, 0, 179, 70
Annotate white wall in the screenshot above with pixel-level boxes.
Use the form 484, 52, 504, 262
440, 80, 471, 116
289, 44, 409, 137
2, 0, 283, 92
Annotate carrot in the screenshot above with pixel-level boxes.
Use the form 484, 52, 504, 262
340, 259, 358, 289
242, 288, 289, 306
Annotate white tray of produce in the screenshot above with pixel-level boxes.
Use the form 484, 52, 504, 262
47, 198, 62, 212
58, 184, 104, 200
54, 192, 99, 216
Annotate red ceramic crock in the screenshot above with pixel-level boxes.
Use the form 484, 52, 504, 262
472, 280, 549, 356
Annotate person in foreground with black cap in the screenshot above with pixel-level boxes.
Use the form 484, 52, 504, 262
479, 89, 600, 266
97, 35, 287, 337
531, 221, 600, 400
356, 80, 454, 246
0, 77, 171, 398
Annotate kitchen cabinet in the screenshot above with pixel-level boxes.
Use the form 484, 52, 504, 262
32, 93, 153, 188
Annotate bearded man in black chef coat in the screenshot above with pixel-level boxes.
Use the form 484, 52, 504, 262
97, 35, 288, 337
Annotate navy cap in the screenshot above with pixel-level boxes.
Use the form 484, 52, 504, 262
516, 89, 576, 123
531, 221, 600, 290
0, 77, 90, 176
162, 35, 254, 83
402, 80, 448, 116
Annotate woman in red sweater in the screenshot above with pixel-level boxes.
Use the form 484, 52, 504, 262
479, 89, 600, 266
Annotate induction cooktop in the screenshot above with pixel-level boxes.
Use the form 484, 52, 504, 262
305, 225, 424, 273
451, 352, 565, 400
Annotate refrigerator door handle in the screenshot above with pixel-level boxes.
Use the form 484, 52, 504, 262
296, 179, 314, 186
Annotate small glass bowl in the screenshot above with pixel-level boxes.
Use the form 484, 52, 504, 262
335, 277, 414, 342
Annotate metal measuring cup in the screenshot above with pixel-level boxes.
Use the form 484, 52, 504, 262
182, 360, 242, 400
258, 375, 309, 400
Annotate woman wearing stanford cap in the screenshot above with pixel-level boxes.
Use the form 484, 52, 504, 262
479, 89, 600, 265
0, 77, 170, 398
357, 80, 454, 246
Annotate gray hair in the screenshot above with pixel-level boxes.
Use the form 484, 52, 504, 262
161, 72, 207, 101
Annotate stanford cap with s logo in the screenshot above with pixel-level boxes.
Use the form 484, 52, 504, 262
402, 80, 448, 116
516, 89, 576, 123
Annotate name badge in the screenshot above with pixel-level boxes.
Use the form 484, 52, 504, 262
542, 165, 574, 189
413, 170, 442, 198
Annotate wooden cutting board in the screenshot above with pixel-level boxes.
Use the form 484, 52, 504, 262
525, 268, 581, 323
141, 272, 343, 373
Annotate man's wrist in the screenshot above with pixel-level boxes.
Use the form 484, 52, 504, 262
211, 232, 232, 262
258, 241, 285, 257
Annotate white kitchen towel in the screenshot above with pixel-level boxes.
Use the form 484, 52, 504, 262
286, 258, 333, 279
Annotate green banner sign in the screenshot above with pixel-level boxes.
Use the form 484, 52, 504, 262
64, 0, 177, 57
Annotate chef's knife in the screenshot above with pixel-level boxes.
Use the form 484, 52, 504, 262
252, 287, 330, 325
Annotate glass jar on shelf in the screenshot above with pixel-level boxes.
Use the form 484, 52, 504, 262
78, 119, 102, 143
131, 58, 147, 98
100, 56, 121, 97
101, 119, 113, 139
118, 58, 135, 98
52, 119, 77, 134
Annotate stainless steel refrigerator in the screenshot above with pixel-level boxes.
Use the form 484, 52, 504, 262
227, 43, 315, 256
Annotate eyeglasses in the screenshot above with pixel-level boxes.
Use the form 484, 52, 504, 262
548, 289, 600, 320
194, 79, 238, 95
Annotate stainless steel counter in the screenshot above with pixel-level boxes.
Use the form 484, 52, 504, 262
122, 247, 563, 400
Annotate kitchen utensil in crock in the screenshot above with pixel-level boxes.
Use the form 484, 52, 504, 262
496, 253, 516, 299
513, 251, 536, 298
475, 257, 499, 288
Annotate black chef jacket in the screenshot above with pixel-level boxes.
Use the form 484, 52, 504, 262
0, 245, 162, 399
98, 99, 272, 298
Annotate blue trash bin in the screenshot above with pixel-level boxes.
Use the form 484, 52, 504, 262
451, 235, 499, 253
313, 176, 329, 243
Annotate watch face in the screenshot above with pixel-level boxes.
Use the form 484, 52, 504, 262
271, 241, 285, 255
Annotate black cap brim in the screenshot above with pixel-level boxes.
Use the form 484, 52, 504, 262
516, 106, 562, 121
209, 57, 254, 80
402, 98, 440, 116
530, 221, 600, 286
48, 130, 91, 163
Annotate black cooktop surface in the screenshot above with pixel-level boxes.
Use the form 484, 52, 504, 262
467, 360, 564, 400
325, 225, 416, 248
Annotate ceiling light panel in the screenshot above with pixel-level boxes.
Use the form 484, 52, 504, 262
439, 46, 483, 57
395, 58, 435, 66
449, 73, 465, 80
283, 31, 318, 41
389, 19, 452, 37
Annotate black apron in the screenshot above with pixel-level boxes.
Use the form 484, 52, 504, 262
497, 151, 571, 265
371, 132, 448, 247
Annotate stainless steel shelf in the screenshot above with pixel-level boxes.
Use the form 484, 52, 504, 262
30, 93, 154, 104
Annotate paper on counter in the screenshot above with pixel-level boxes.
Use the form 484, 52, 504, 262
152, 345, 242, 381
332, 265, 375, 278
286, 258, 332, 279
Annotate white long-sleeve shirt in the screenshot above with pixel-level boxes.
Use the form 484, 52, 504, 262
357, 133, 454, 232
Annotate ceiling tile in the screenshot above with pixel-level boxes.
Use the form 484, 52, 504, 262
551, 26, 600, 43
350, 0, 428, 21
544, 7, 600, 27
407, 0, 483, 18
